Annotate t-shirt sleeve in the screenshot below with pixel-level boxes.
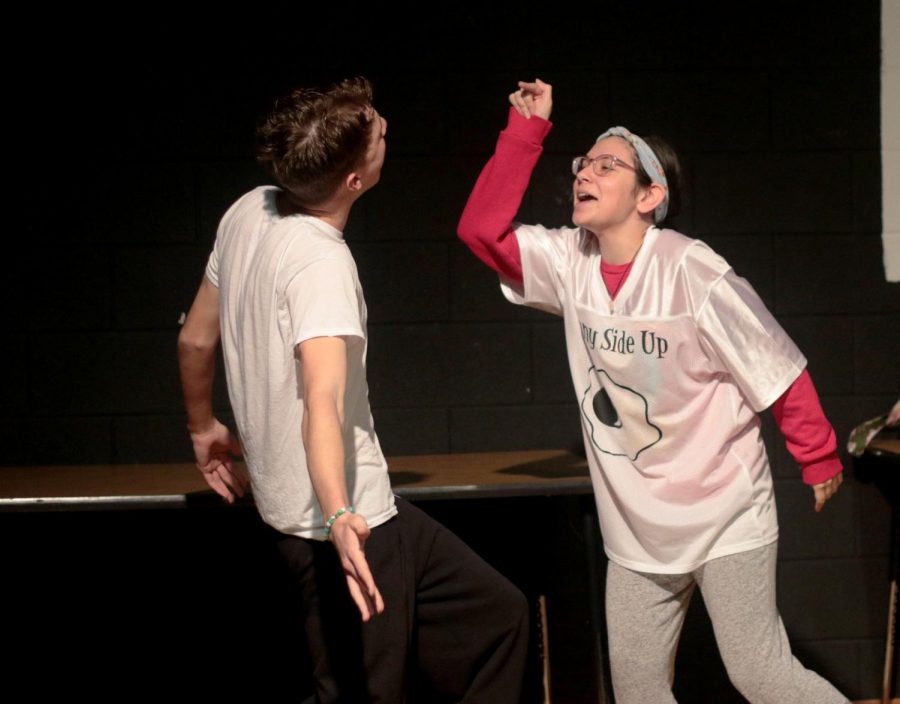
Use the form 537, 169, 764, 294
283, 256, 365, 348
501, 224, 577, 316
690, 251, 806, 412
205, 233, 222, 287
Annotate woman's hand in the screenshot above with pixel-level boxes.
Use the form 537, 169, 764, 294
812, 471, 843, 512
509, 79, 553, 121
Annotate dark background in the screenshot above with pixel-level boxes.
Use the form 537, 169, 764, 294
4, 1, 899, 700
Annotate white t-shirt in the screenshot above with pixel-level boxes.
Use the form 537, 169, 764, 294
206, 186, 396, 539
503, 225, 806, 573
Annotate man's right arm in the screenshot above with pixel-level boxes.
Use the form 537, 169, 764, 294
178, 275, 246, 502
298, 335, 384, 621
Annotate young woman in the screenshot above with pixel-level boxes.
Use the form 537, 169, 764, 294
458, 79, 848, 704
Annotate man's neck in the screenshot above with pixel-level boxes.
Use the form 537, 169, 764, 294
276, 191, 352, 233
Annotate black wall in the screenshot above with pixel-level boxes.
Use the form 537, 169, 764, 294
6, 1, 898, 700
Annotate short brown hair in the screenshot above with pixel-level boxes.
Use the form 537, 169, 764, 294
256, 77, 375, 207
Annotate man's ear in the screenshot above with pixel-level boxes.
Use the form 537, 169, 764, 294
637, 183, 666, 217
345, 171, 363, 193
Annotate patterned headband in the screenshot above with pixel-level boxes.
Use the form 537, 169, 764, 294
596, 126, 669, 223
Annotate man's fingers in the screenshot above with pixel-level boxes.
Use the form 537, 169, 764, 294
345, 576, 375, 621
216, 464, 247, 498
331, 517, 383, 619
339, 528, 377, 597
197, 456, 248, 502
344, 570, 383, 620
342, 546, 379, 621
369, 583, 385, 615
200, 467, 235, 502
348, 548, 379, 603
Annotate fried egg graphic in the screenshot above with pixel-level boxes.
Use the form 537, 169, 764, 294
580, 367, 662, 461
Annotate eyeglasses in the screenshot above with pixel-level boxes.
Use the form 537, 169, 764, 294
571, 154, 637, 177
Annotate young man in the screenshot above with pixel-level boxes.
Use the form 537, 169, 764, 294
178, 77, 528, 703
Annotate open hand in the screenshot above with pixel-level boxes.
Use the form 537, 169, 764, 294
329, 513, 385, 621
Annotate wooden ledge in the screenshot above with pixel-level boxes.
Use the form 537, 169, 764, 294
0, 450, 591, 512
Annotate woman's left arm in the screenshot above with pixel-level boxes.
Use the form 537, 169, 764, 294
772, 369, 844, 511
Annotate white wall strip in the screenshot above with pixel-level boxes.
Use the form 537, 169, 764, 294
883, 0, 900, 281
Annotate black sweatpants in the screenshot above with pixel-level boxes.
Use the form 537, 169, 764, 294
273, 498, 529, 703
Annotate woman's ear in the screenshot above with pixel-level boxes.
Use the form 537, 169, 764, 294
637, 183, 666, 217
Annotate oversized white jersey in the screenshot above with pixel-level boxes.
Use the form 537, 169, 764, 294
206, 186, 396, 539
503, 225, 806, 573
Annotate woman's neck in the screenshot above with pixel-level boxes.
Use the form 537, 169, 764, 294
595, 221, 652, 265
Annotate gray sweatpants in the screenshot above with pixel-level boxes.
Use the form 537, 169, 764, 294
605, 542, 848, 703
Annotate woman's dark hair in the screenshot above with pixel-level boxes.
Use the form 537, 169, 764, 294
633, 135, 682, 225
256, 77, 375, 207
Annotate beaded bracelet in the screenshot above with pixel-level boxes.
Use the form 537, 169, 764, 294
324, 506, 356, 536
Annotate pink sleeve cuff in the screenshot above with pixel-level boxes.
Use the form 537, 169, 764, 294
504, 108, 553, 143
801, 451, 844, 485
